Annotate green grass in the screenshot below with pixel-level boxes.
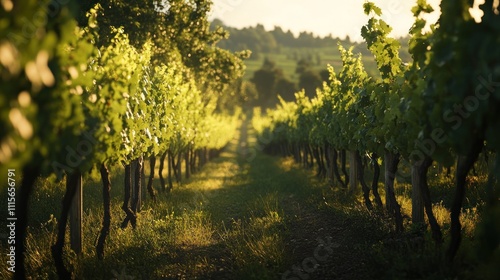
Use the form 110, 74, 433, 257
318, 156, 492, 279
0, 118, 494, 279
0, 119, 326, 279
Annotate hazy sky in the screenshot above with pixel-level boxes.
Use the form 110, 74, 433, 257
208, 0, 443, 41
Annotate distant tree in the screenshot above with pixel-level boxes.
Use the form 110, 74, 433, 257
297, 31, 316, 47
276, 78, 298, 102
270, 26, 285, 41
271, 26, 296, 47
251, 58, 278, 106
299, 69, 322, 99
233, 28, 260, 52
324, 34, 339, 48
285, 30, 296, 46
218, 79, 259, 111
251, 58, 296, 108
210, 18, 226, 30
242, 81, 259, 106
295, 59, 312, 75
345, 35, 352, 44
255, 24, 278, 52
294, 57, 322, 98
319, 69, 330, 83
261, 57, 277, 70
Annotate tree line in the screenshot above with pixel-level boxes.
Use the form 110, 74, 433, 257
211, 19, 353, 53
210, 19, 413, 110
210, 19, 412, 61
249, 57, 329, 108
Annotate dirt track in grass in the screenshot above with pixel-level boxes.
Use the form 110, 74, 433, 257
163, 119, 381, 279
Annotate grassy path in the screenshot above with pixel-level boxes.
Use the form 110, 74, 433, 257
135, 118, 380, 279
1, 117, 490, 280
1, 118, 384, 279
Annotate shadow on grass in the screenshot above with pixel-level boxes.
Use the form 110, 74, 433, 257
82, 239, 233, 279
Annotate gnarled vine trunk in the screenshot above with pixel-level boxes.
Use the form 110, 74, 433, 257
330, 147, 346, 188
190, 148, 197, 174
371, 153, 383, 208
185, 149, 190, 179
312, 146, 324, 178
146, 155, 157, 202
158, 151, 167, 191
15, 165, 40, 280
52, 170, 81, 279
447, 139, 483, 262
167, 150, 174, 192
121, 163, 136, 229
355, 151, 373, 210
132, 156, 143, 213
411, 161, 425, 226
97, 164, 111, 259
384, 150, 403, 232
418, 157, 443, 244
